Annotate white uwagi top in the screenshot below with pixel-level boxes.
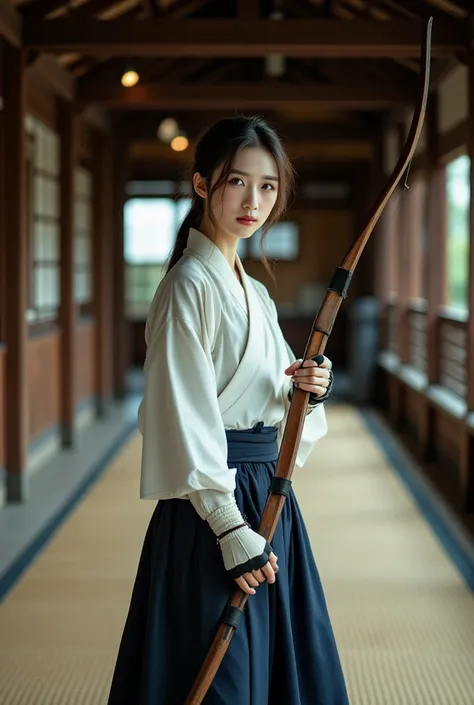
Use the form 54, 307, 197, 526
138, 227, 328, 500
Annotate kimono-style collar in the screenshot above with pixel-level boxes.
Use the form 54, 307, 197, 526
185, 227, 247, 312
185, 228, 264, 415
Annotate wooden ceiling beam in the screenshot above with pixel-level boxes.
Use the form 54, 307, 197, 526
117, 115, 379, 141
424, 0, 466, 19
67, 0, 126, 19
20, 0, 70, 18
0, 0, 21, 45
155, 0, 215, 18
69, 0, 212, 19
23, 19, 464, 58
77, 80, 417, 109
129, 138, 373, 162
375, 0, 464, 23
129, 158, 368, 181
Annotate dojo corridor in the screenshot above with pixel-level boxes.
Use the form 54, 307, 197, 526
1, 404, 473, 705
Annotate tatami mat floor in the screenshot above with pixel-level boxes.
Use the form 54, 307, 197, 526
0, 405, 473, 704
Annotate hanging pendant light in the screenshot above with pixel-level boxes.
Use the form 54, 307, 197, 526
121, 69, 139, 87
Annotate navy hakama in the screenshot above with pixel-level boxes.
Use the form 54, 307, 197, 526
107, 426, 349, 704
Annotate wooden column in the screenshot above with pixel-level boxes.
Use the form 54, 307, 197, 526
406, 177, 424, 300
58, 100, 77, 447
357, 146, 384, 300
374, 206, 390, 350
92, 132, 113, 417
397, 121, 411, 367
375, 178, 398, 354
467, 42, 474, 414
3, 44, 27, 501
112, 139, 128, 400
462, 43, 474, 510
92, 131, 113, 415
420, 92, 446, 460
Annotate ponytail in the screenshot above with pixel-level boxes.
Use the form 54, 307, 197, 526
166, 197, 204, 273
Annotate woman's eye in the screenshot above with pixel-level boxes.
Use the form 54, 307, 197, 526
262, 183, 275, 191
229, 177, 244, 186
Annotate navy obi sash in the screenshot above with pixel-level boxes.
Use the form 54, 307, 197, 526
225, 423, 278, 464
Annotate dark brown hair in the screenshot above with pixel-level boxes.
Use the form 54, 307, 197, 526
166, 115, 294, 278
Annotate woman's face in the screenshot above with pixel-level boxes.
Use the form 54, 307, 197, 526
205, 146, 279, 242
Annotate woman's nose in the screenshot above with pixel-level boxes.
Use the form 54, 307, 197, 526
242, 188, 258, 211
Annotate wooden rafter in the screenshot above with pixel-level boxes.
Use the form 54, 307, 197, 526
73, 0, 214, 20
424, 0, 466, 18
0, 0, 21, 45
23, 19, 464, 57
339, 0, 389, 21
59, 0, 216, 80
19, 0, 71, 18
64, 0, 128, 18
373, 0, 465, 23
76, 80, 418, 109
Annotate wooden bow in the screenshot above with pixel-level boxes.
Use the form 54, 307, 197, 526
184, 16, 433, 705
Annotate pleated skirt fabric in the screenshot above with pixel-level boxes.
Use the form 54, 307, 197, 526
107, 425, 349, 705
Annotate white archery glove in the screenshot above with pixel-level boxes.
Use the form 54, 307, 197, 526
189, 490, 272, 579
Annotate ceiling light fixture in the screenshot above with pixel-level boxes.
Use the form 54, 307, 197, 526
121, 69, 139, 88
170, 134, 189, 152
157, 117, 180, 143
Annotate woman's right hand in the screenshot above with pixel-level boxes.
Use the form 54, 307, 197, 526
200, 495, 279, 593
235, 551, 279, 595
217, 523, 279, 594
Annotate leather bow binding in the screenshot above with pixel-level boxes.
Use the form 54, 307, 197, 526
184, 16, 433, 705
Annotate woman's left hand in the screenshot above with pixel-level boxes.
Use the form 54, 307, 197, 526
284, 355, 332, 398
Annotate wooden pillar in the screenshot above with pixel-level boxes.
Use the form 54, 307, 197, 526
92, 131, 113, 415
420, 92, 446, 460
374, 207, 390, 350
3, 44, 27, 501
426, 93, 446, 385
375, 166, 398, 355
112, 139, 128, 400
406, 177, 424, 300
462, 43, 474, 509
58, 100, 77, 447
467, 46, 474, 415
397, 120, 411, 367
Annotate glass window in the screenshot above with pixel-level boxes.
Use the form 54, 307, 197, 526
446, 154, 470, 310
124, 197, 191, 318
239, 221, 300, 261
25, 117, 61, 323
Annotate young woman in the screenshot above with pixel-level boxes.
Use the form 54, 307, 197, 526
107, 116, 349, 704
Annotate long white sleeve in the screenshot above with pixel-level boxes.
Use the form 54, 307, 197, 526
139, 310, 237, 500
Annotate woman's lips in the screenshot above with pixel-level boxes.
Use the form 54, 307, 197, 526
237, 217, 257, 226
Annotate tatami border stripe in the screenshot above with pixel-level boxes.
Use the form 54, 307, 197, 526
359, 408, 474, 593
0, 422, 137, 603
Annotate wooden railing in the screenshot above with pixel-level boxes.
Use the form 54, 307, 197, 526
387, 301, 398, 354
438, 310, 467, 400
384, 302, 468, 401
407, 301, 428, 374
